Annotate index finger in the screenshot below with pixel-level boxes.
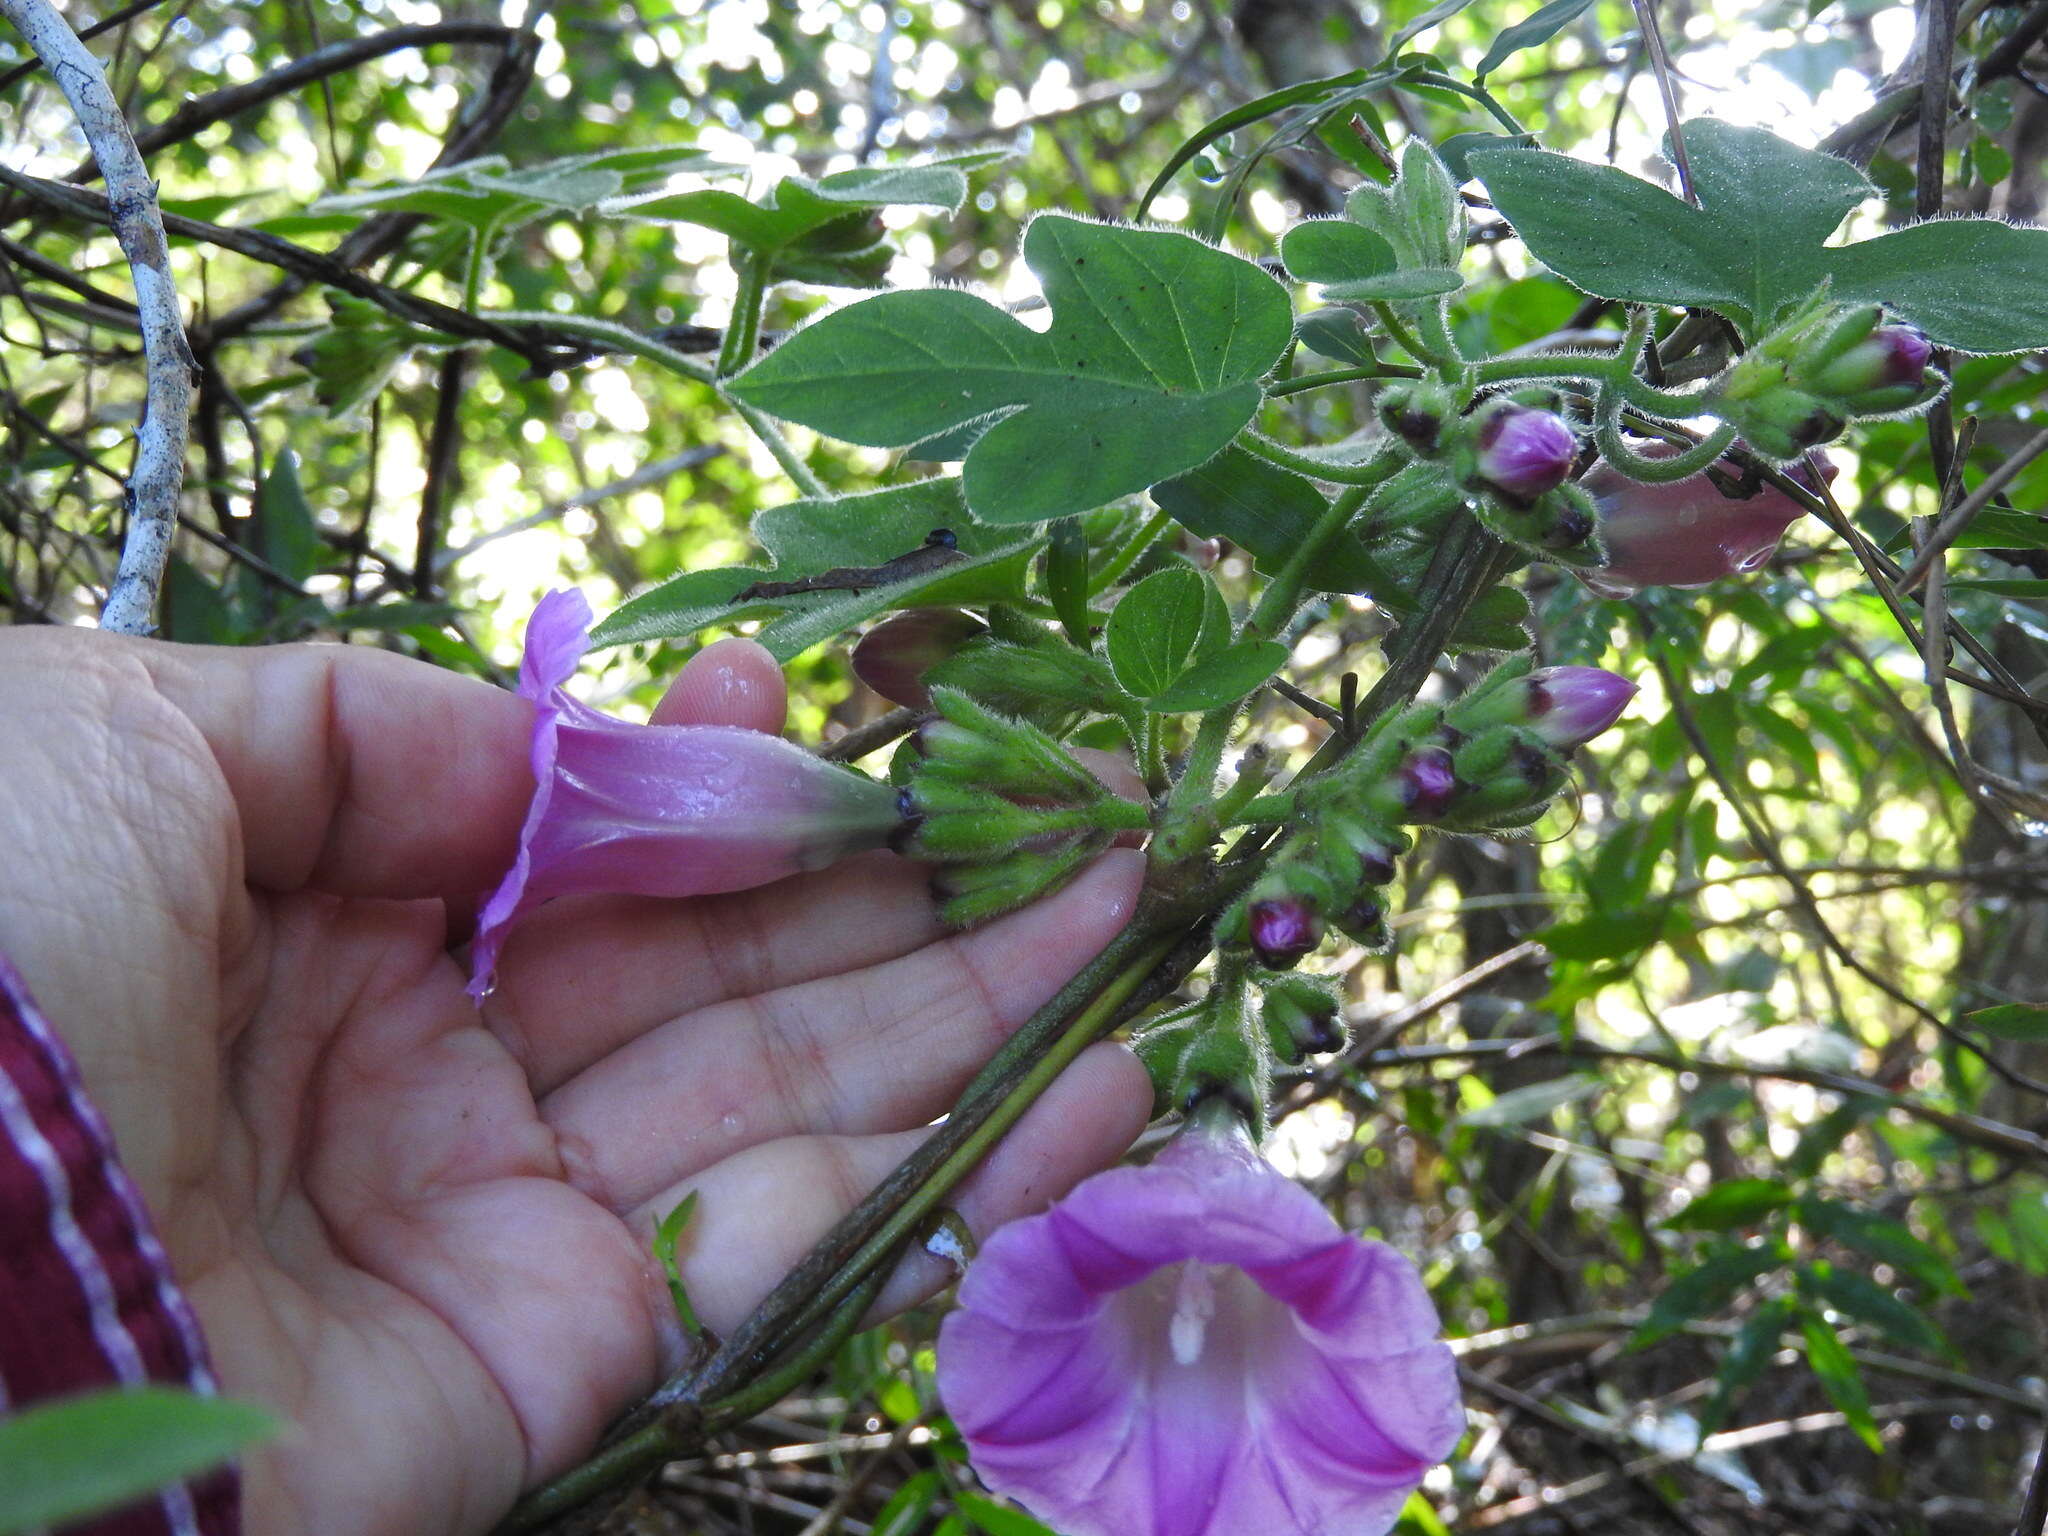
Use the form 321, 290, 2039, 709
132, 634, 534, 897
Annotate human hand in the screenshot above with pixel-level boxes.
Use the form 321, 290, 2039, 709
0, 628, 1149, 1535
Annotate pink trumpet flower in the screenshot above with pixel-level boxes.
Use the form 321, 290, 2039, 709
468, 589, 904, 997
938, 1116, 1464, 1536
1582, 448, 1836, 596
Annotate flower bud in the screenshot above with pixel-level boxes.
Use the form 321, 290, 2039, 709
1325, 813, 1404, 887
1260, 975, 1347, 1065
1809, 324, 1931, 397
1390, 744, 1458, 823
1582, 445, 1836, 594
1377, 378, 1457, 454
1523, 666, 1637, 750
1467, 400, 1576, 508
852, 608, 988, 709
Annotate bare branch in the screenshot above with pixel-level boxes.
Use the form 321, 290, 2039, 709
0, 0, 193, 634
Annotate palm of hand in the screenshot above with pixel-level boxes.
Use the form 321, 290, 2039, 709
0, 630, 1145, 1536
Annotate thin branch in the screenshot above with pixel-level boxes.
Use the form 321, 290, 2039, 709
435, 445, 725, 572
0, 165, 587, 371
74, 22, 515, 179
1, 0, 193, 634
1629, 0, 1695, 203
1894, 425, 2048, 593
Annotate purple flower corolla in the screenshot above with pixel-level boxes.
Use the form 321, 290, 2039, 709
1523, 667, 1637, 751
1582, 448, 1836, 595
1248, 897, 1321, 970
1395, 746, 1458, 823
937, 1119, 1463, 1536
1813, 324, 1932, 396
1471, 402, 1576, 506
468, 590, 903, 997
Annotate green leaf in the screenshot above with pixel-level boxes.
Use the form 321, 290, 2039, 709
1135, 67, 1378, 218
297, 294, 452, 418
1472, 0, 1597, 79
1701, 1295, 1794, 1436
591, 479, 1037, 657
1471, 121, 1865, 338
1634, 1240, 1789, 1347
1799, 1311, 1882, 1451
1828, 216, 2048, 354
1294, 307, 1379, 364
320, 144, 717, 234
1149, 446, 1379, 591
1457, 1072, 1604, 1128
1798, 1262, 1946, 1353
1281, 218, 1463, 301
1965, 1002, 2048, 1040
1473, 120, 2048, 352
1534, 906, 1674, 960
1945, 578, 2048, 598
1106, 567, 1212, 697
615, 162, 966, 252
870, 1472, 941, 1536
730, 215, 1294, 523
1666, 1178, 1796, 1232
956, 1490, 1058, 1536
256, 449, 322, 586
1146, 638, 1289, 712
1388, 0, 1481, 52
653, 1191, 702, 1335
0, 1387, 276, 1535
1436, 130, 1537, 183
1795, 1197, 1963, 1295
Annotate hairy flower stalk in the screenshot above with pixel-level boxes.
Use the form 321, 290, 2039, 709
937, 1108, 1464, 1536
468, 589, 903, 996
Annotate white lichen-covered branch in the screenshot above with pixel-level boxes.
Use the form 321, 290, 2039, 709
0, 0, 192, 634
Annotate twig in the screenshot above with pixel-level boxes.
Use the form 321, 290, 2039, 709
414, 349, 469, 596
1894, 425, 2048, 593
0, 0, 166, 92
2016, 1420, 2048, 1536
818, 706, 921, 763
2, 0, 193, 634
1361, 1035, 2048, 1163
1629, 0, 1695, 203
0, 165, 583, 371
81, 22, 515, 177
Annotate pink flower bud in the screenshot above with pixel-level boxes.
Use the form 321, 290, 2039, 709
1523, 666, 1637, 750
1582, 446, 1836, 595
937, 1118, 1464, 1536
1812, 324, 1932, 396
851, 607, 987, 710
1249, 897, 1321, 970
1395, 745, 1458, 822
1471, 401, 1576, 507
468, 590, 904, 997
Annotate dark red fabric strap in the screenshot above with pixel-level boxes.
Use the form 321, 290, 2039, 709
0, 955, 240, 1536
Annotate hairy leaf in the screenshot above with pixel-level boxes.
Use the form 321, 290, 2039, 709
1472, 119, 2048, 350
730, 215, 1294, 522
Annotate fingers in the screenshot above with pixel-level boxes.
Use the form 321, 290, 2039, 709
541, 849, 1144, 1209
651, 637, 786, 733
628, 1042, 1152, 1338
125, 634, 535, 896
119, 629, 787, 900
484, 851, 950, 1090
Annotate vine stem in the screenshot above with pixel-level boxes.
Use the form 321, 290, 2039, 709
1241, 431, 1402, 486
1474, 350, 1706, 420
2, 0, 196, 634
716, 250, 767, 378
